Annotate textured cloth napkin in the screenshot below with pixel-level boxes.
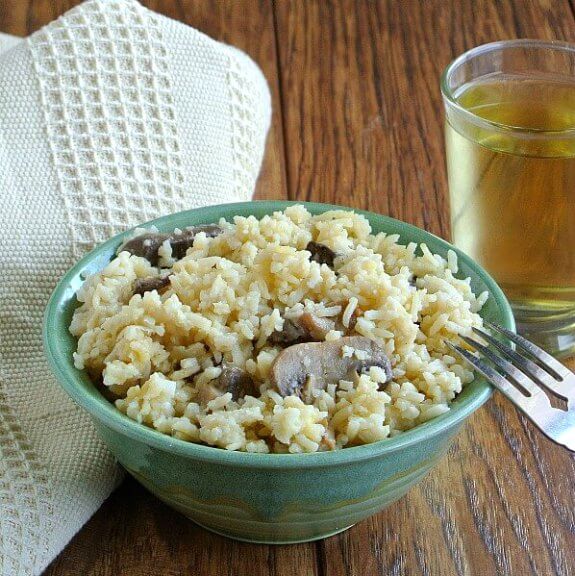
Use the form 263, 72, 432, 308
0, 1, 271, 574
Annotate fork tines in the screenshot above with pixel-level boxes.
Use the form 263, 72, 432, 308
447, 322, 575, 452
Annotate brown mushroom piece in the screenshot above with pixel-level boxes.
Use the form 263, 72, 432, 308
270, 336, 392, 397
120, 224, 223, 265
306, 241, 337, 268
133, 274, 172, 296
297, 312, 336, 340
169, 224, 223, 260
120, 232, 169, 265
268, 318, 309, 346
269, 312, 337, 346
196, 366, 257, 407
217, 366, 257, 400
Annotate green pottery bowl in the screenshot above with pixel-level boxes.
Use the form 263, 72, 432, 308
44, 201, 514, 544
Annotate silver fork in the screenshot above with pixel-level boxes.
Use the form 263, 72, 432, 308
447, 321, 575, 452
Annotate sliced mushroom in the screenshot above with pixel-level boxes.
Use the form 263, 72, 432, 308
269, 318, 309, 346
306, 241, 337, 268
270, 335, 392, 397
269, 312, 337, 346
217, 366, 257, 400
120, 224, 223, 265
195, 366, 256, 407
196, 381, 222, 407
269, 300, 363, 347
120, 233, 169, 265
133, 274, 171, 296
169, 224, 223, 260
298, 312, 336, 340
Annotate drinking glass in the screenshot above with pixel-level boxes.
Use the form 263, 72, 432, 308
442, 40, 575, 357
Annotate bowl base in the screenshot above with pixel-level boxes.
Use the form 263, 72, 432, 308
190, 518, 355, 545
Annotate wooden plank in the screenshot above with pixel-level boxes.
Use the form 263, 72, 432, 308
274, 0, 575, 236
274, 1, 575, 575
0, 0, 75, 35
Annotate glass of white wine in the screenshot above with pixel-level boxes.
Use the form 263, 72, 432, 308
442, 40, 575, 357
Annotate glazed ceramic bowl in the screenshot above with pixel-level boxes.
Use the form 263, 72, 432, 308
44, 201, 514, 544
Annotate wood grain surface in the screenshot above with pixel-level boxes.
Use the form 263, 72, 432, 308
2, 1, 575, 575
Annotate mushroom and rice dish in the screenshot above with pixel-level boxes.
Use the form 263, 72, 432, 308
70, 206, 487, 453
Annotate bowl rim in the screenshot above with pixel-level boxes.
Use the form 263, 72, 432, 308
43, 200, 515, 469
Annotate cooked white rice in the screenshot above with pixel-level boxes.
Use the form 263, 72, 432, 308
70, 206, 486, 453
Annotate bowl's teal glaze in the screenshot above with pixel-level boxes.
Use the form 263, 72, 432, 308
44, 201, 515, 544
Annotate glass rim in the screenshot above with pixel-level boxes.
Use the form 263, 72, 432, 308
441, 39, 575, 138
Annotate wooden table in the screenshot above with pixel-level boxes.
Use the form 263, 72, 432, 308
3, 1, 575, 574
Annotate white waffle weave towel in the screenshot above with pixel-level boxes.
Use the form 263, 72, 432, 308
0, 1, 271, 574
